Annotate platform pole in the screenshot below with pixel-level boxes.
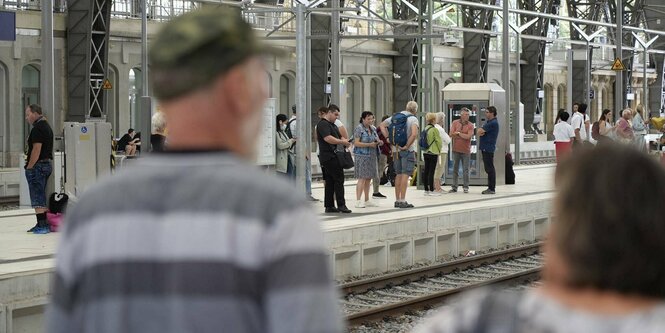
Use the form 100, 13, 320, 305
41, 0, 55, 124
295, 3, 307, 195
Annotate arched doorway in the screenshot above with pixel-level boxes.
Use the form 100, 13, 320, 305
370, 78, 385, 119
279, 73, 295, 116
107, 65, 119, 137
344, 77, 362, 125
544, 84, 554, 135
129, 67, 142, 130
22, 64, 40, 142
557, 84, 566, 113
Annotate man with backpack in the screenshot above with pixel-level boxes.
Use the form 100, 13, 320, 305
380, 101, 420, 208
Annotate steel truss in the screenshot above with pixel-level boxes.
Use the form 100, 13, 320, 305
461, 0, 497, 83
67, 0, 112, 121
644, 0, 665, 114
518, 0, 559, 131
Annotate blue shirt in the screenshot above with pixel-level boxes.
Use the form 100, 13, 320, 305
479, 118, 499, 152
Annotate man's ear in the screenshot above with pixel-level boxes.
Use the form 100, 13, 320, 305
216, 64, 248, 117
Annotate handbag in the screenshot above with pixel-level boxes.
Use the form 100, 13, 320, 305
335, 144, 355, 169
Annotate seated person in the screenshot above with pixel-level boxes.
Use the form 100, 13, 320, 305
116, 128, 140, 156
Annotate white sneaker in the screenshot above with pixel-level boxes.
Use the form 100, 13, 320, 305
424, 191, 431, 196
429, 191, 442, 196
355, 200, 366, 208
364, 200, 378, 207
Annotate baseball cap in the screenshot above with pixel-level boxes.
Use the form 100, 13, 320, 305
149, 6, 284, 100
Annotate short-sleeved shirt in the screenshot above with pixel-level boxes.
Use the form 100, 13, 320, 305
316, 118, 340, 163
553, 122, 575, 142
571, 112, 588, 140
27, 117, 54, 161
450, 119, 474, 154
479, 118, 499, 153
117, 134, 133, 151
381, 111, 419, 152
353, 124, 378, 156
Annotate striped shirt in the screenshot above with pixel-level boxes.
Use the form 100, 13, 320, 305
47, 152, 343, 333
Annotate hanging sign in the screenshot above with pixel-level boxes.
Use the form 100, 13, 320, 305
611, 58, 626, 71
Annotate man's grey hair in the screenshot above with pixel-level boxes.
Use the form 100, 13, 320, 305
152, 112, 167, 133
435, 112, 446, 126
406, 101, 418, 113
460, 107, 470, 114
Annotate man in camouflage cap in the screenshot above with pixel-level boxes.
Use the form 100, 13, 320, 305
48, 6, 344, 333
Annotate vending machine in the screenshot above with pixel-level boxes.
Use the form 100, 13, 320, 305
442, 83, 507, 186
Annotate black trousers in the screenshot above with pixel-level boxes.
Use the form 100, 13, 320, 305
423, 153, 438, 192
482, 151, 496, 191
321, 158, 346, 208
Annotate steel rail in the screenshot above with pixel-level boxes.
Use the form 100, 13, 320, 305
346, 267, 540, 326
340, 243, 541, 295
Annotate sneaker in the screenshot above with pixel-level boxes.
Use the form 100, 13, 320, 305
325, 207, 340, 213
394, 201, 400, 208
463, 188, 469, 193
429, 191, 442, 196
338, 206, 352, 213
27, 223, 39, 233
448, 188, 457, 193
372, 192, 387, 199
32, 226, 51, 234
364, 200, 378, 207
481, 189, 496, 195
424, 191, 431, 196
400, 201, 415, 208
307, 195, 320, 202
355, 200, 366, 208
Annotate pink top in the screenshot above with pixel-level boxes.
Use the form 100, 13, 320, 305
616, 118, 634, 139
450, 120, 474, 154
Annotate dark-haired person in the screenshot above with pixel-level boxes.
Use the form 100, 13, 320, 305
317, 107, 352, 213
476, 106, 499, 195
353, 111, 382, 208
117, 128, 139, 156
24, 104, 53, 234
597, 109, 615, 145
571, 102, 590, 149
413, 145, 665, 333
275, 113, 296, 176
553, 111, 575, 162
372, 115, 391, 199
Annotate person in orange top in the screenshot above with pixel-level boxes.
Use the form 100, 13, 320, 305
448, 108, 475, 193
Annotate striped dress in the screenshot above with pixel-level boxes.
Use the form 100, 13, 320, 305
47, 152, 343, 333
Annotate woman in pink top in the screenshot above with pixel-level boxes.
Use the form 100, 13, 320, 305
616, 108, 635, 144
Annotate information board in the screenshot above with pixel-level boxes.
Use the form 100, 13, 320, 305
256, 98, 276, 165
0, 11, 16, 41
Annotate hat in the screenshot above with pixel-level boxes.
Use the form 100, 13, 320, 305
149, 6, 283, 100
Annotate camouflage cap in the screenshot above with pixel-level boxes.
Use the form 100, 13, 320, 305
150, 6, 282, 100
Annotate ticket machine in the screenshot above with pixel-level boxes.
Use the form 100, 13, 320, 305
442, 83, 507, 186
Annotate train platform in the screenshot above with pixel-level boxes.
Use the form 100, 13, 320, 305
311, 164, 555, 279
0, 164, 555, 331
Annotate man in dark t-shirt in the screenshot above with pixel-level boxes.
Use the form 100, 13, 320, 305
117, 129, 139, 156
24, 104, 54, 234
316, 107, 352, 213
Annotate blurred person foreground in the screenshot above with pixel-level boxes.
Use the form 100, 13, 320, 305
413, 145, 665, 333
46, 7, 343, 333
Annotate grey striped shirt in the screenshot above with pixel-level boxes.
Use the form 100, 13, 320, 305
47, 152, 343, 333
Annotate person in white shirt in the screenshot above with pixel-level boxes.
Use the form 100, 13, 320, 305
553, 111, 575, 162
571, 103, 590, 148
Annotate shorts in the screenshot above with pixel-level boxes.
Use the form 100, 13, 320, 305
394, 150, 416, 175
25, 161, 52, 208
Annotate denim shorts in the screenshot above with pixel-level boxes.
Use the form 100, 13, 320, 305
394, 150, 416, 175
25, 161, 52, 208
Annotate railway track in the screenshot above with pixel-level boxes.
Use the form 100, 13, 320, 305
340, 243, 542, 326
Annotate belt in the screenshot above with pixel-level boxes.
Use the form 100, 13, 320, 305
36, 159, 52, 163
